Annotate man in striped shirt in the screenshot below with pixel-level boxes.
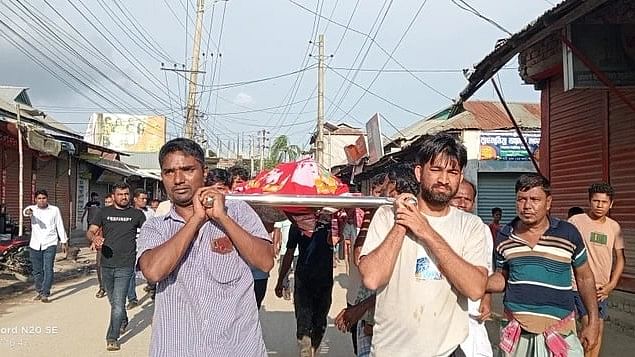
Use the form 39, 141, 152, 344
487, 174, 599, 356
136, 138, 274, 357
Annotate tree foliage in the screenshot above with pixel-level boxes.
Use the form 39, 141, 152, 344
267, 135, 301, 168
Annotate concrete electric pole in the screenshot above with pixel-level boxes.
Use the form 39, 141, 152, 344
316, 34, 325, 166
259, 129, 268, 172
184, 0, 206, 139
249, 134, 255, 175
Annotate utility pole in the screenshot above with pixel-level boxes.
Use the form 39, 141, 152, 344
316, 34, 325, 166
249, 134, 255, 175
236, 133, 240, 159
184, 0, 205, 139
16, 104, 24, 238
259, 130, 266, 171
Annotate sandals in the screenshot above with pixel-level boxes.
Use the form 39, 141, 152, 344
95, 289, 106, 298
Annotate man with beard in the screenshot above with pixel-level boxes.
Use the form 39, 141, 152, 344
487, 174, 599, 356
87, 183, 146, 351
136, 138, 273, 357
359, 133, 489, 357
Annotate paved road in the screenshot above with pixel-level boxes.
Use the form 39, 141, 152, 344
0, 262, 354, 357
3, 259, 635, 356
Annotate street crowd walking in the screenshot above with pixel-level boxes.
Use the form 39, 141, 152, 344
21, 133, 627, 357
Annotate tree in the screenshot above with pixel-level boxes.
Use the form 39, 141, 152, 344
268, 135, 301, 165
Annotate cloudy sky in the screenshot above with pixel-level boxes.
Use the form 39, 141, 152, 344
0, 0, 560, 153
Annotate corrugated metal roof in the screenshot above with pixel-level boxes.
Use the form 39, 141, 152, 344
326, 122, 364, 135
435, 101, 541, 131
0, 96, 79, 138
0, 86, 30, 105
392, 100, 540, 142
120, 152, 160, 170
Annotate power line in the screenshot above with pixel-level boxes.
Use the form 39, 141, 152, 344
193, 65, 318, 92
10, 0, 173, 115
342, 0, 431, 117
162, 0, 192, 40
64, 0, 181, 105
328, 0, 394, 118
208, 96, 317, 116
288, 0, 456, 104
0, 25, 118, 114
197, 1, 219, 108
324, 95, 406, 142
320, 0, 340, 35
330, 0, 360, 58
111, 0, 178, 63
270, 0, 324, 131
0, 15, 135, 112
330, 66, 517, 73
327, 66, 423, 117
449, 0, 512, 36
278, 86, 317, 138
203, 1, 229, 127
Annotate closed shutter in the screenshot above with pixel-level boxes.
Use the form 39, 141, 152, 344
548, 76, 605, 218
69, 158, 77, 230
608, 89, 635, 292
55, 154, 71, 231
477, 173, 520, 226
35, 156, 57, 201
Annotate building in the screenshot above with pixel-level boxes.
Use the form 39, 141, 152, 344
355, 101, 540, 223
0, 86, 157, 236
0, 86, 80, 236
459, 0, 635, 292
311, 122, 366, 169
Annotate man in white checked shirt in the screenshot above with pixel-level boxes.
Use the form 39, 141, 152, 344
136, 138, 275, 357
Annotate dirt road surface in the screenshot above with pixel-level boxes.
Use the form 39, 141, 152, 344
0, 263, 354, 357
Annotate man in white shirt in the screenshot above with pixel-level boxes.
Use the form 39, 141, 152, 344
23, 189, 68, 303
449, 179, 494, 357
359, 134, 489, 357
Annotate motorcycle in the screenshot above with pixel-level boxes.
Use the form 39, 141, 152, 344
0, 236, 32, 282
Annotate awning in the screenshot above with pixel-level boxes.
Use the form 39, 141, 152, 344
82, 157, 148, 183
26, 126, 62, 157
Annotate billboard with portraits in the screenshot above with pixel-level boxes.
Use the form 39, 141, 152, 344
84, 113, 166, 152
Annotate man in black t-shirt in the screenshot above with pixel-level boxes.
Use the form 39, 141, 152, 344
82, 192, 101, 228
86, 183, 145, 352
275, 214, 334, 356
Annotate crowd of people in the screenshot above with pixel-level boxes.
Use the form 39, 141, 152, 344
23, 133, 625, 357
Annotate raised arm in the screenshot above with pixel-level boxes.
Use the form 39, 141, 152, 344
413, 226, 486, 300
395, 202, 486, 301
202, 188, 274, 272
137, 217, 204, 284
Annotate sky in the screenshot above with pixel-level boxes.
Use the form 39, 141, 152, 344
0, 0, 561, 155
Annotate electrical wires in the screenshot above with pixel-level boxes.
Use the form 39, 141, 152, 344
449, 0, 512, 36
